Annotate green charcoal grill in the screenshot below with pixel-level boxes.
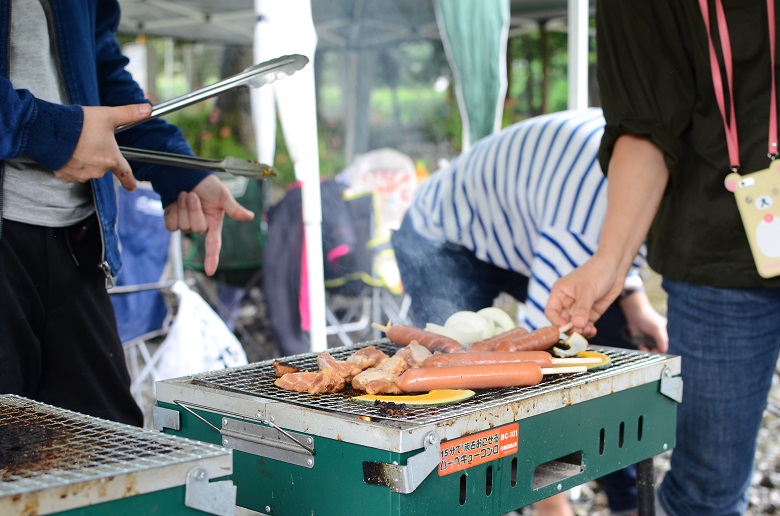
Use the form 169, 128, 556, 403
154, 341, 681, 516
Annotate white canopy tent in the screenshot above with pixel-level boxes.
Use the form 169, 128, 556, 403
117, 0, 594, 352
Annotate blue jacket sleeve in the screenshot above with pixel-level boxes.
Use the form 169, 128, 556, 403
0, 76, 83, 170
93, 1, 210, 207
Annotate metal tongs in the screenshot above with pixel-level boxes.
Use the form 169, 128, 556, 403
113, 53, 309, 178
16, 55, 306, 177
119, 146, 277, 179
116, 53, 309, 133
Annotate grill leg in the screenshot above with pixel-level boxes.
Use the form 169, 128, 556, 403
636, 457, 656, 516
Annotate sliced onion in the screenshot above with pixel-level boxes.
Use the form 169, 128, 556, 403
424, 323, 468, 348
552, 331, 589, 357
476, 307, 516, 334
444, 311, 495, 346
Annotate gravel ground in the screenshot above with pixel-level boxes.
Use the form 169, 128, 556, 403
128, 269, 780, 515
560, 374, 780, 516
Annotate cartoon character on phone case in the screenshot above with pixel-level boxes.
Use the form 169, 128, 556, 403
725, 164, 780, 278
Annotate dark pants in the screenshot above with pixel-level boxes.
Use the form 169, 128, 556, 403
0, 216, 143, 426
392, 217, 638, 512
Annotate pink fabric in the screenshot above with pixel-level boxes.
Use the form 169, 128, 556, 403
768, 0, 778, 157
326, 243, 350, 263
699, 0, 739, 168
299, 230, 310, 332
699, 0, 777, 168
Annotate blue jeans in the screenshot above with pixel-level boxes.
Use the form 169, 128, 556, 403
658, 279, 780, 516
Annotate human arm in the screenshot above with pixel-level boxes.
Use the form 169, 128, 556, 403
544, 0, 693, 336
618, 286, 669, 353
545, 135, 668, 336
93, 1, 211, 203
0, 75, 152, 192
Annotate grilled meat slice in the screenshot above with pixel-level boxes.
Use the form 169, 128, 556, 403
317, 352, 363, 381
345, 345, 389, 370
273, 360, 300, 377
394, 342, 432, 368
375, 354, 409, 376
351, 369, 403, 395
274, 368, 346, 394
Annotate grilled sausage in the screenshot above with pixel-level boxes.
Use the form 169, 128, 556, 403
375, 322, 464, 353
492, 325, 563, 352
469, 327, 530, 352
396, 362, 544, 392
422, 350, 554, 368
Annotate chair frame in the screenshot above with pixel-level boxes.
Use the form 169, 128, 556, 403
323, 191, 411, 347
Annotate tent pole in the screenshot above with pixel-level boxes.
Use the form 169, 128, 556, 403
252, 0, 327, 352
567, 0, 589, 110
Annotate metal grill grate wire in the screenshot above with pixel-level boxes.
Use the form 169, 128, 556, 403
0, 395, 227, 496
189, 340, 667, 425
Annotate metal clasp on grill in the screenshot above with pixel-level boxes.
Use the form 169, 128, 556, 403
221, 417, 315, 468
660, 366, 683, 403
362, 432, 441, 494
159, 400, 316, 468
185, 467, 237, 516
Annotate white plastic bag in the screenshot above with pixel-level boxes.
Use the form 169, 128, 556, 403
155, 281, 248, 380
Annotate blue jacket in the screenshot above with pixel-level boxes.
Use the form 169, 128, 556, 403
0, 0, 210, 278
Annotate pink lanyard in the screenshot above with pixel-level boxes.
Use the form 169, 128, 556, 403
698, 0, 778, 171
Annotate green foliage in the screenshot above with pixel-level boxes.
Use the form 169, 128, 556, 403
165, 104, 254, 160
166, 106, 347, 187
504, 28, 597, 124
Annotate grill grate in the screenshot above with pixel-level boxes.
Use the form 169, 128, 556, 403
0, 395, 227, 496
189, 340, 667, 425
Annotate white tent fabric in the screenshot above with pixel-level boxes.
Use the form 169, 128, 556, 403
252, 0, 328, 351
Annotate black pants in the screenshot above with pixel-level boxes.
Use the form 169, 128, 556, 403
0, 216, 143, 426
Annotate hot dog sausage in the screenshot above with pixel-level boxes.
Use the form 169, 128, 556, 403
376, 322, 464, 353
469, 327, 529, 352
493, 325, 563, 352
422, 350, 554, 368
396, 362, 544, 392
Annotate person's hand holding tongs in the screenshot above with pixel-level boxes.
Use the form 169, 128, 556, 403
136, 54, 307, 275
117, 53, 309, 180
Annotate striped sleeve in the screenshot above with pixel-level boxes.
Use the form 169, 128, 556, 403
521, 227, 601, 330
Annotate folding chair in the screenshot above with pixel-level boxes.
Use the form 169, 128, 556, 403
333, 148, 419, 338
263, 179, 412, 353
323, 190, 412, 347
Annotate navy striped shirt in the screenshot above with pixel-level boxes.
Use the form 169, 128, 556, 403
407, 108, 646, 330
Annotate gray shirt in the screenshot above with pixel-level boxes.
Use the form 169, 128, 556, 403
3, 0, 93, 227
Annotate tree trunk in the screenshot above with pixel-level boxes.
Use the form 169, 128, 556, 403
216, 45, 256, 153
